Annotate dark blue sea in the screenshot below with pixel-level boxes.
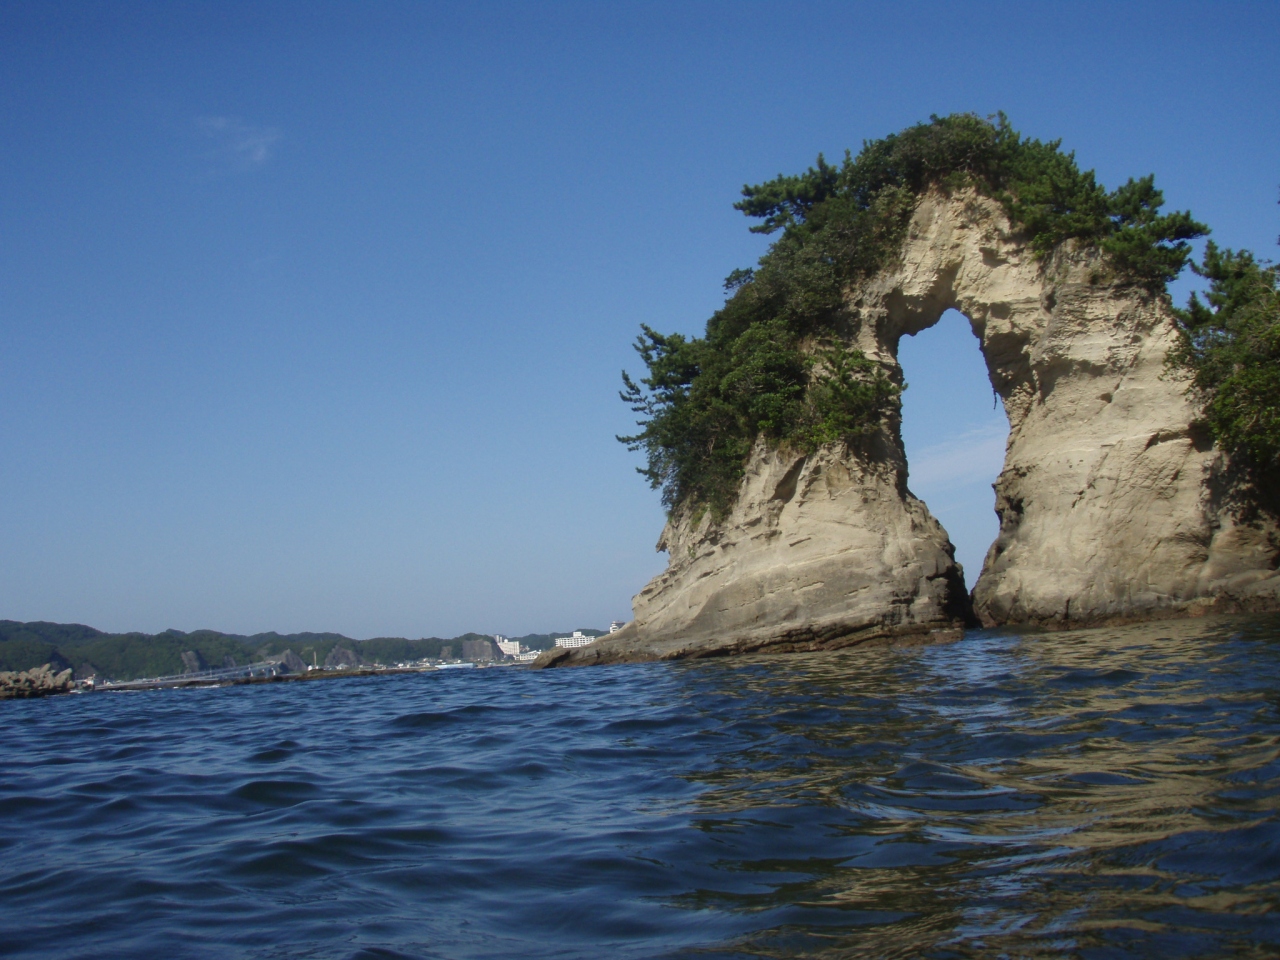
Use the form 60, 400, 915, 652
4, 616, 1280, 959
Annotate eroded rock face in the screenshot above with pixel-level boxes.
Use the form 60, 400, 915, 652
540, 190, 1280, 668
324, 646, 360, 669
277, 649, 309, 674
540, 435, 970, 667
866, 191, 1280, 627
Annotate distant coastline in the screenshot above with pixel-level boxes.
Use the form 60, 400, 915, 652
0, 620, 607, 685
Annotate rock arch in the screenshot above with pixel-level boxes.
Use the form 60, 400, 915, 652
542, 190, 1280, 666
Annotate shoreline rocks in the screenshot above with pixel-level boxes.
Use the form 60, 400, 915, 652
0, 664, 75, 699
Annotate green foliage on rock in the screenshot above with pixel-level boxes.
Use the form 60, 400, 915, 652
1171, 241, 1280, 485
0, 637, 71, 674
621, 113, 1207, 516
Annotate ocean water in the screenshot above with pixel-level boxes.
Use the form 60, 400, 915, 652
3, 616, 1280, 959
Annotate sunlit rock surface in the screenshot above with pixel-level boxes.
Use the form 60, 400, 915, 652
540, 190, 1280, 668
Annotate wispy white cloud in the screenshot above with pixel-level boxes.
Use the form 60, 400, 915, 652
196, 116, 282, 171
906, 423, 1008, 494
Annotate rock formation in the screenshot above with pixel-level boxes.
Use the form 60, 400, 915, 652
540, 189, 1280, 668
275, 649, 309, 674
324, 645, 361, 669
461, 637, 498, 661
0, 664, 75, 699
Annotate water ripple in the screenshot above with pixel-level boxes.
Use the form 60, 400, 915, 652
2, 615, 1279, 957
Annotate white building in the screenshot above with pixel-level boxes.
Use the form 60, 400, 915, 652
514, 650, 540, 662
494, 635, 523, 657
554, 631, 596, 649
609, 621, 625, 633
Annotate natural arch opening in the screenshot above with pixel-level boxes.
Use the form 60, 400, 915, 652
896, 308, 1010, 590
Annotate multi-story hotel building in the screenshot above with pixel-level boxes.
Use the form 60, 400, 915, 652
554, 631, 596, 649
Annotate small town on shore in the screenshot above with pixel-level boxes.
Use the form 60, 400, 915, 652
0, 622, 628, 698
442, 624, 624, 666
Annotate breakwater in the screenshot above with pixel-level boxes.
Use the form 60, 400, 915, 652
0, 664, 72, 699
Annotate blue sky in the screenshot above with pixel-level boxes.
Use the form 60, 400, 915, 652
2, 1, 1277, 638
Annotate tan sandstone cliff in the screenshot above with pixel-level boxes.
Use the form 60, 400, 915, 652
540, 190, 1280, 667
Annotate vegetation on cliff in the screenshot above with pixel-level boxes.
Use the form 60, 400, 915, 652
620, 113, 1207, 516
1171, 239, 1280, 492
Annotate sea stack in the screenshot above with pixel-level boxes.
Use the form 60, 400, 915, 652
540, 188, 1280, 668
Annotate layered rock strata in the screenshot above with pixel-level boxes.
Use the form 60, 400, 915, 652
540, 190, 1280, 668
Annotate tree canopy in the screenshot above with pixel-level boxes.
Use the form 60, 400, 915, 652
620, 113, 1208, 516
1170, 239, 1280, 494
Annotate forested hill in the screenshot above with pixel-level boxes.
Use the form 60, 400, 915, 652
0, 621, 604, 681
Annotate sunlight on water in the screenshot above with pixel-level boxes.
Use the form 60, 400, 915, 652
2, 615, 1279, 959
